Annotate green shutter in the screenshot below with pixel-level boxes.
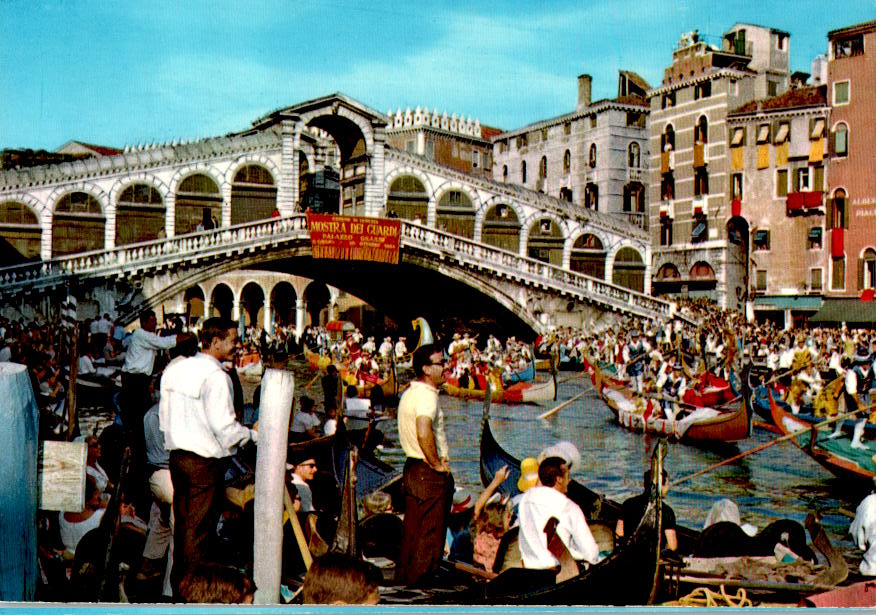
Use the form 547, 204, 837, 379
813, 166, 824, 192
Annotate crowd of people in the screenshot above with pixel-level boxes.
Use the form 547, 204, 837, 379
5, 295, 876, 603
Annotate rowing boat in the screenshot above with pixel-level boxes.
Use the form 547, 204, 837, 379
304, 346, 397, 399
594, 365, 750, 444
444, 369, 557, 404
768, 390, 876, 483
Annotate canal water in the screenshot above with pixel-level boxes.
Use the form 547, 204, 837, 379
79, 357, 868, 564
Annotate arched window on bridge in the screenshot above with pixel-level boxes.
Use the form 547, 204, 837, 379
482, 204, 520, 252
116, 184, 164, 246
689, 261, 717, 296
231, 164, 277, 226
175, 174, 222, 235
386, 176, 428, 222
570, 233, 606, 279
210, 283, 234, 320
0, 201, 41, 262
52, 192, 105, 257
527, 218, 564, 266
436, 190, 474, 238
656, 263, 681, 280
612, 246, 645, 292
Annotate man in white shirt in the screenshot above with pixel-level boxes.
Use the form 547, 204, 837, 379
518, 456, 599, 572
160, 317, 256, 595
290, 396, 321, 441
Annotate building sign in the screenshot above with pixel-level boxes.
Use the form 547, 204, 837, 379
854, 203, 876, 218
307, 213, 401, 264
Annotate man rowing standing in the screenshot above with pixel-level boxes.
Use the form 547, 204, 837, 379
623, 330, 650, 394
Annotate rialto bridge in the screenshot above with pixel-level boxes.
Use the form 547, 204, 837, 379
0, 94, 677, 334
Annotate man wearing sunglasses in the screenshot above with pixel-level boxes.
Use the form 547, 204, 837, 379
396, 344, 453, 586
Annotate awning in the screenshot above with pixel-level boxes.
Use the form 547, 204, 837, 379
754, 296, 822, 311
757, 124, 770, 143
731, 128, 745, 146
774, 122, 790, 144
787, 192, 805, 212
803, 191, 823, 208
810, 118, 825, 140
810, 298, 876, 325
692, 222, 706, 240
325, 320, 356, 332
731, 199, 742, 217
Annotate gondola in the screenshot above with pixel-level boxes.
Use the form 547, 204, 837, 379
457, 420, 667, 605
503, 360, 535, 385
444, 369, 557, 404
752, 383, 876, 437
594, 365, 750, 444
768, 389, 876, 483
303, 346, 397, 399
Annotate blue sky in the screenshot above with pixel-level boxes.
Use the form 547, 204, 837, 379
1, 0, 873, 151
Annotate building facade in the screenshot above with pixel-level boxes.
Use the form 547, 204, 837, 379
825, 21, 876, 301
649, 25, 791, 310
726, 86, 829, 327
491, 72, 650, 232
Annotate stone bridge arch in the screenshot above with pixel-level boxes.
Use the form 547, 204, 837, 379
433, 181, 480, 238
167, 165, 224, 236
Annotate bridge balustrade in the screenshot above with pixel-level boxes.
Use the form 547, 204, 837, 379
0, 214, 672, 321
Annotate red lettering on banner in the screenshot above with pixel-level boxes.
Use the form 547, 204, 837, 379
307, 213, 401, 264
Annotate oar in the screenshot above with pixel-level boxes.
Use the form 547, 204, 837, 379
667, 401, 876, 490
538, 383, 592, 420
303, 372, 320, 390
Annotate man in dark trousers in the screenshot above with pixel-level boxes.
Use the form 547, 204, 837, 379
159, 317, 257, 594
395, 344, 453, 586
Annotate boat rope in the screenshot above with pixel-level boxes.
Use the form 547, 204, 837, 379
664, 585, 753, 608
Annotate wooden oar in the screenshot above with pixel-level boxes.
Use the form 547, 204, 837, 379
667, 401, 876, 490
302, 372, 320, 390
538, 384, 591, 420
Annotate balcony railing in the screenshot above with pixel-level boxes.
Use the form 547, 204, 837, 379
613, 212, 648, 230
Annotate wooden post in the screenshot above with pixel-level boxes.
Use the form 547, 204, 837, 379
65, 329, 80, 442
253, 368, 295, 605
0, 363, 39, 601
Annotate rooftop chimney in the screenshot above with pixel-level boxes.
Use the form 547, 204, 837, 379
577, 74, 592, 111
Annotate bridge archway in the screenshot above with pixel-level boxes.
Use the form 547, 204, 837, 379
612, 246, 645, 292
175, 173, 222, 235
210, 283, 234, 320
240, 281, 265, 328
386, 175, 429, 221
116, 183, 165, 246
303, 281, 331, 327
570, 233, 606, 279
270, 281, 297, 328
184, 285, 205, 326
436, 188, 475, 238
481, 203, 520, 252
51, 191, 105, 257
230, 164, 277, 225
0, 200, 41, 261
526, 217, 564, 266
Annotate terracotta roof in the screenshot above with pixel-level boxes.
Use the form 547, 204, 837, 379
79, 142, 123, 156
610, 94, 649, 108
479, 125, 504, 140
729, 85, 827, 116
828, 20, 876, 39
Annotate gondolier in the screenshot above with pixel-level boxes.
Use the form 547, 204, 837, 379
396, 321, 453, 587
846, 348, 874, 450
623, 330, 649, 393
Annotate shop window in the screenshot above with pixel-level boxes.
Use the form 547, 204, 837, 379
753, 229, 770, 251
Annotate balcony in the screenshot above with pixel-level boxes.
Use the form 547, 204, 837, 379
613, 212, 648, 230
627, 167, 643, 182
786, 191, 823, 216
